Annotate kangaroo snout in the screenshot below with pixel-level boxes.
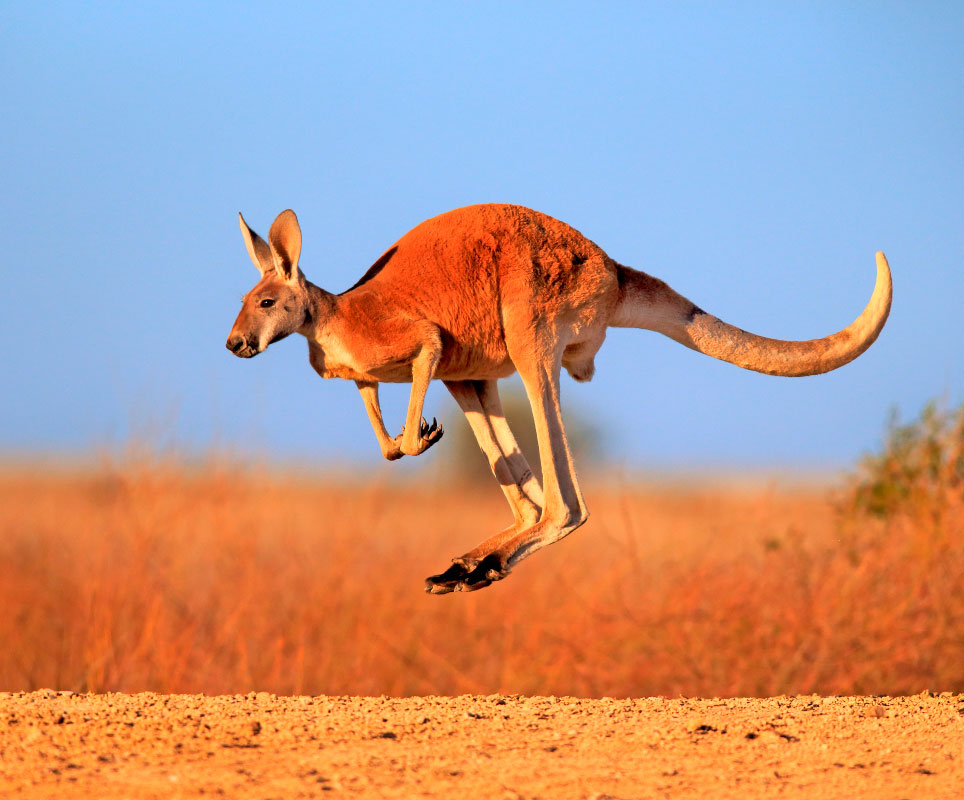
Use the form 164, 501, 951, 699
226, 334, 258, 358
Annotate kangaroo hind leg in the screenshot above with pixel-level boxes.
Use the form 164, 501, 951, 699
443, 379, 542, 527
426, 379, 543, 594
427, 340, 589, 594
493, 348, 589, 571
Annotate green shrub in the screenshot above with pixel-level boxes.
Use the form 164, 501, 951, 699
845, 400, 964, 519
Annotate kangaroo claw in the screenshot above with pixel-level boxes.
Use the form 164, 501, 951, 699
396, 414, 444, 456
425, 553, 509, 595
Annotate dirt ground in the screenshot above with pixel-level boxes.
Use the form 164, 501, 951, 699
1, 692, 962, 799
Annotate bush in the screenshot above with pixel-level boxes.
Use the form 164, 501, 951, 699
843, 400, 964, 520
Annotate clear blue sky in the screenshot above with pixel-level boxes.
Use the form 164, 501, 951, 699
2, 3, 962, 472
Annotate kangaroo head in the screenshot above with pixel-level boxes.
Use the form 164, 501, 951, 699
227, 209, 312, 358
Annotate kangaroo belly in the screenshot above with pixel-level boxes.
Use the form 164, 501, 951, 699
435, 338, 515, 381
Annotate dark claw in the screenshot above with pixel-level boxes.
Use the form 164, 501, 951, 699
465, 553, 507, 587
425, 553, 508, 595
425, 561, 470, 594
417, 416, 443, 445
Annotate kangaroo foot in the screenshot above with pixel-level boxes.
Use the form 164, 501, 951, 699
398, 417, 444, 457
424, 553, 509, 594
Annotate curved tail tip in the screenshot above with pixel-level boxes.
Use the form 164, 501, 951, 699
873, 251, 893, 319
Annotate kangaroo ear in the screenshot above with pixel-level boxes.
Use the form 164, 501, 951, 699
268, 209, 302, 283
239, 213, 273, 276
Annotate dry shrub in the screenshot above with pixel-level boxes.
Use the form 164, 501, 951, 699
1, 406, 962, 697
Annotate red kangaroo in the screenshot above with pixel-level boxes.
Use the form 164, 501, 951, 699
226, 205, 892, 593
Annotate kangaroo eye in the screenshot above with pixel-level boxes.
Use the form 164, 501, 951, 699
260, 298, 276, 308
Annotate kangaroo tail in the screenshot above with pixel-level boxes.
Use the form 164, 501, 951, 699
610, 253, 892, 377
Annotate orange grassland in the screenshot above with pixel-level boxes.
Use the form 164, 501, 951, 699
1, 457, 962, 699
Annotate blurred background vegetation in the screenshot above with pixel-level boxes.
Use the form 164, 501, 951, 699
0, 397, 961, 697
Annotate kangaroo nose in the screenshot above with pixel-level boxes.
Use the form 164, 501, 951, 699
226, 335, 245, 353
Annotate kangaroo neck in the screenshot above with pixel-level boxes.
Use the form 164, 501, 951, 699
299, 280, 337, 339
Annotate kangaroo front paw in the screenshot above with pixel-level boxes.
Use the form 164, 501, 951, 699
398, 417, 444, 457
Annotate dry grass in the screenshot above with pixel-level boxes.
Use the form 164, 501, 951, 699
1, 443, 962, 698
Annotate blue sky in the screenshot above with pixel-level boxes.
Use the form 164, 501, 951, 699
2, 3, 962, 472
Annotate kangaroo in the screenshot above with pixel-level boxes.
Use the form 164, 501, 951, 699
226, 205, 892, 593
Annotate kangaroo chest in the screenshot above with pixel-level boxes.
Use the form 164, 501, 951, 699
307, 338, 415, 383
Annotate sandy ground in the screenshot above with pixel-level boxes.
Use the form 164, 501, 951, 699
1, 692, 962, 799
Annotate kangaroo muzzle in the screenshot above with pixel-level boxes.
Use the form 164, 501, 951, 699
226, 333, 259, 358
